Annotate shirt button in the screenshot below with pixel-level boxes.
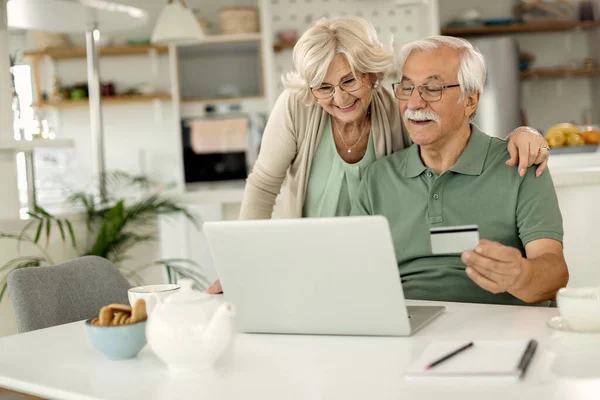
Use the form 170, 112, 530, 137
426, 172, 433, 178
432, 193, 439, 200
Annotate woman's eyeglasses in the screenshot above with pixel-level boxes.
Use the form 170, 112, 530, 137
311, 74, 366, 99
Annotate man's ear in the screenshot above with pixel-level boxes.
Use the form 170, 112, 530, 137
465, 91, 480, 119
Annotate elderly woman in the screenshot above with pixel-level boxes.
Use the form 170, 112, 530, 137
205, 17, 549, 293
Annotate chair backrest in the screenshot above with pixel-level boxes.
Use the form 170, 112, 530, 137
7, 256, 131, 333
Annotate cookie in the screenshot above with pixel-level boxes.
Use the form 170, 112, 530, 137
107, 304, 133, 313
131, 299, 147, 323
99, 306, 113, 326
111, 312, 123, 326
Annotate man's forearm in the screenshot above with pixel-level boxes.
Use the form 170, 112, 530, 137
509, 253, 569, 303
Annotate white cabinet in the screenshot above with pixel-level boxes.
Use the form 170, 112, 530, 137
177, 34, 265, 102
158, 187, 244, 287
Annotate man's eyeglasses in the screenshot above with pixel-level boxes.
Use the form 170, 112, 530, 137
392, 83, 461, 102
311, 74, 366, 99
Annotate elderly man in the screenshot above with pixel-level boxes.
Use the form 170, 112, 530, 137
351, 36, 568, 305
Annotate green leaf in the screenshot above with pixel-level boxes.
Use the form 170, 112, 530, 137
88, 200, 126, 257
56, 219, 66, 242
65, 219, 77, 248
0, 282, 7, 303
103, 233, 154, 264
45, 217, 52, 247
33, 219, 43, 244
34, 206, 54, 219
122, 195, 200, 230
0, 256, 45, 274
0, 232, 30, 242
166, 264, 173, 284
26, 212, 42, 220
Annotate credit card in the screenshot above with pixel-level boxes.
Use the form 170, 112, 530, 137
430, 225, 480, 255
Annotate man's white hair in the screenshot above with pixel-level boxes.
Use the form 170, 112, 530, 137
397, 35, 487, 102
282, 17, 396, 105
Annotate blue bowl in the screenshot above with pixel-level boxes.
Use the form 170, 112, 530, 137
85, 318, 147, 360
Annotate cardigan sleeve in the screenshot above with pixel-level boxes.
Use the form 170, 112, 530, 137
239, 90, 299, 219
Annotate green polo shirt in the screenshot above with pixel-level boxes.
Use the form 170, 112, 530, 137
351, 125, 563, 306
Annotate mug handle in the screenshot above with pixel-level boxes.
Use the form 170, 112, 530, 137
145, 293, 161, 316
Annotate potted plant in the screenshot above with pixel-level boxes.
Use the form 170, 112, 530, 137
0, 171, 210, 301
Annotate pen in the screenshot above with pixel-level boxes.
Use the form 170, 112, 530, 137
425, 341, 474, 370
517, 339, 538, 379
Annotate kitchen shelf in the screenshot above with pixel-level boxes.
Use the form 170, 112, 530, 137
179, 33, 262, 48
22, 34, 262, 60
182, 95, 265, 104
521, 67, 600, 80
441, 21, 600, 36
0, 138, 74, 151
32, 94, 172, 109
23, 44, 169, 60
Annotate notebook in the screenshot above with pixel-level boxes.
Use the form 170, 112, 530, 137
405, 339, 537, 383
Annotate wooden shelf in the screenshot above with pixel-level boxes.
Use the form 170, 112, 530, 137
521, 67, 600, 79
273, 40, 296, 52
182, 95, 265, 104
32, 94, 172, 108
178, 33, 262, 47
441, 21, 600, 36
24, 44, 169, 60
0, 138, 74, 151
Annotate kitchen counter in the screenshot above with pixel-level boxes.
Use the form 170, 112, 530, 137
181, 180, 246, 204
548, 150, 600, 187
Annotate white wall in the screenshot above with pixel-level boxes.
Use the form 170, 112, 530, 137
438, 0, 596, 132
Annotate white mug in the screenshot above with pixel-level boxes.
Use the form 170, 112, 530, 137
128, 284, 181, 308
556, 286, 600, 331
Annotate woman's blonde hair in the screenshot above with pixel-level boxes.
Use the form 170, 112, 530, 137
282, 17, 395, 105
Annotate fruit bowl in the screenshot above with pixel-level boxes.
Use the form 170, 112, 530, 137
545, 123, 600, 153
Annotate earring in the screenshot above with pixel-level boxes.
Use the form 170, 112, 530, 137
372, 83, 379, 89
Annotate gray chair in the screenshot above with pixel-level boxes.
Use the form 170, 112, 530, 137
7, 256, 131, 333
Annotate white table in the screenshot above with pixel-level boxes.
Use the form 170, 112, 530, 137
0, 300, 599, 400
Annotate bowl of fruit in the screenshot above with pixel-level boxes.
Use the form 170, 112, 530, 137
545, 123, 600, 154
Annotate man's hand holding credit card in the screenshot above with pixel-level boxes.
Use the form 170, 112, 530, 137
430, 225, 480, 255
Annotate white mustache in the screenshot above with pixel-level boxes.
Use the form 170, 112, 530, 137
404, 109, 440, 122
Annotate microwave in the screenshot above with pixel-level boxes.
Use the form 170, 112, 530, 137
181, 113, 264, 183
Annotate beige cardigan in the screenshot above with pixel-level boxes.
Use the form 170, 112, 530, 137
239, 87, 410, 219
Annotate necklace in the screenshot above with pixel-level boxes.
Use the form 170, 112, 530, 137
332, 117, 371, 153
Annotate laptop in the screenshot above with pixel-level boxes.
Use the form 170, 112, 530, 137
203, 216, 445, 336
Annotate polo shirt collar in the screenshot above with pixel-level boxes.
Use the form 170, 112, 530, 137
404, 142, 427, 178
404, 124, 490, 178
449, 124, 490, 176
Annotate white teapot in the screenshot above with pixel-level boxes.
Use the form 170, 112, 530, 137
146, 279, 236, 374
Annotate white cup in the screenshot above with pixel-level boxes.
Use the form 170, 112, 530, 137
128, 284, 181, 308
556, 286, 600, 332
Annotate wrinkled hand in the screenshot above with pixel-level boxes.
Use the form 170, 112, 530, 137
205, 280, 223, 294
506, 126, 549, 178
461, 240, 524, 294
